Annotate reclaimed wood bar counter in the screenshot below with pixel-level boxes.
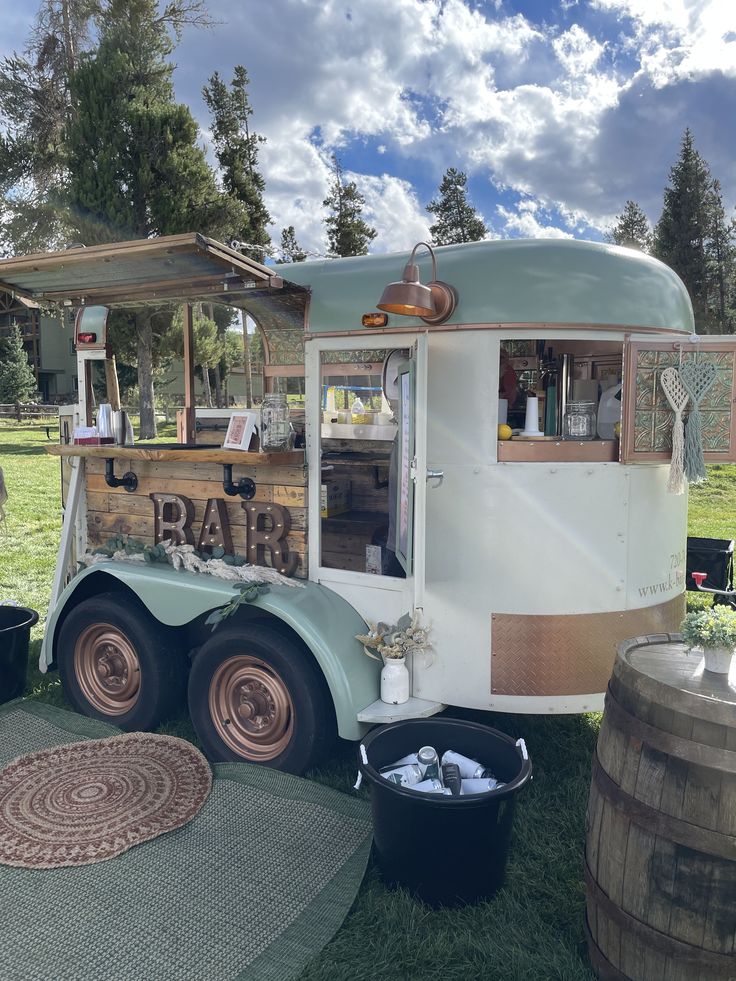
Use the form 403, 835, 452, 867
47, 445, 309, 577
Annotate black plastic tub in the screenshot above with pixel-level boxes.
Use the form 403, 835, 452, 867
0, 606, 38, 704
358, 717, 532, 907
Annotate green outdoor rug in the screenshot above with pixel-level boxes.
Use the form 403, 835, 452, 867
0, 701, 372, 981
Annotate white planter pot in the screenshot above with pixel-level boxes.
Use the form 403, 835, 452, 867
380, 656, 410, 704
701, 646, 734, 674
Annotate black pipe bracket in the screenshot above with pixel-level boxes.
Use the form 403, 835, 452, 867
104, 458, 138, 494
222, 464, 256, 500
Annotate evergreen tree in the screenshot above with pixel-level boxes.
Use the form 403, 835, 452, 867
323, 155, 376, 257
65, 0, 244, 436
203, 66, 271, 260
653, 129, 715, 330
426, 168, 487, 246
277, 226, 307, 263
0, 325, 38, 402
166, 306, 224, 407
706, 180, 735, 333
606, 200, 652, 252
0, 0, 97, 253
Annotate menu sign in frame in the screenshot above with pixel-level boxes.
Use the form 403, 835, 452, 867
395, 357, 414, 573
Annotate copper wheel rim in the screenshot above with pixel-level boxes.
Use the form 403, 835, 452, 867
74, 623, 141, 716
208, 655, 294, 761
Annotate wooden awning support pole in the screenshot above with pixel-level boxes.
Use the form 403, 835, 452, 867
104, 355, 121, 411
182, 302, 196, 444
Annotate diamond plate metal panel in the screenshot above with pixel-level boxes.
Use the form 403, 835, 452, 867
490, 596, 685, 697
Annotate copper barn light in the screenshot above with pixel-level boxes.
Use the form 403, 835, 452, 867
376, 241, 457, 325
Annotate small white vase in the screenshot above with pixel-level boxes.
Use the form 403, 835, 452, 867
701, 646, 734, 674
380, 656, 410, 704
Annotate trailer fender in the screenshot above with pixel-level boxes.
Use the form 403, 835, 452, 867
42, 563, 379, 741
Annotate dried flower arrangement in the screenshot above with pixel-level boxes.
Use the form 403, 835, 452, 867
356, 610, 430, 662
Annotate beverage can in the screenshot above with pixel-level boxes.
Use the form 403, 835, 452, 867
441, 762, 462, 796
417, 745, 440, 781
441, 750, 494, 780
460, 778, 503, 795
380, 763, 423, 786
411, 779, 451, 794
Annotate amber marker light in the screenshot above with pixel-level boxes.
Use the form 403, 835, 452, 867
362, 312, 389, 328
377, 241, 458, 325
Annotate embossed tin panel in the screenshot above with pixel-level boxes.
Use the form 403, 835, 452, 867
621, 341, 736, 463
490, 595, 685, 697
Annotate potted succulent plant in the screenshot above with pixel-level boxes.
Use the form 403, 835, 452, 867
680, 606, 736, 674
356, 612, 430, 705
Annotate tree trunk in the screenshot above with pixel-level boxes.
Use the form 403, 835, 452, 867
60, 0, 76, 79
202, 365, 213, 407
213, 365, 223, 407
137, 313, 157, 439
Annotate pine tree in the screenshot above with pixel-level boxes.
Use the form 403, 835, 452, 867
323, 155, 376, 257
166, 306, 224, 407
426, 168, 487, 246
705, 180, 735, 333
0, 0, 97, 253
0, 326, 38, 402
277, 226, 307, 264
606, 201, 652, 252
203, 66, 271, 260
653, 129, 715, 330
65, 0, 243, 436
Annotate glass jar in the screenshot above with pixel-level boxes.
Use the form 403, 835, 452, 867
563, 400, 596, 440
260, 393, 291, 451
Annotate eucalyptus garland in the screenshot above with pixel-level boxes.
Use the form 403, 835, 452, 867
79, 536, 303, 630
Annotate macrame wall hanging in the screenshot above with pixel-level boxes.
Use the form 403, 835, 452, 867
680, 359, 717, 485
659, 367, 688, 494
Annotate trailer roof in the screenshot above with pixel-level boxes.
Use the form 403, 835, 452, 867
0, 233, 305, 307
276, 238, 694, 334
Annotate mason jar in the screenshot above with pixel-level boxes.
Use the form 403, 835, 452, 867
260, 393, 291, 451
563, 400, 596, 440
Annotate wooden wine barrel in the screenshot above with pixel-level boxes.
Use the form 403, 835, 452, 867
585, 633, 736, 981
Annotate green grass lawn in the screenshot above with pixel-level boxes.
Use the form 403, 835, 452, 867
1, 420, 734, 981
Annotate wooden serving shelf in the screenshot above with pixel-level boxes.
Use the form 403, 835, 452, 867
46, 445, 305, 466
497, 439, 618, 462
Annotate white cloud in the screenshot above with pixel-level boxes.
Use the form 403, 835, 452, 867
591, 0, 736, 84
553, 25, 605, 76
496, 204, 575, 239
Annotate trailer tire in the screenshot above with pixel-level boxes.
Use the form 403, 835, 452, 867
187, 624, 336, 775
57, 593, 187, 730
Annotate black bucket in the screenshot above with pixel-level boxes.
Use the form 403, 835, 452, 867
0, 606, 38, 704
358, 717, 532, 907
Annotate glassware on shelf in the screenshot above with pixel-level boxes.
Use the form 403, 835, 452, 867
260, 393, 291, 451
563, 400, 596, 440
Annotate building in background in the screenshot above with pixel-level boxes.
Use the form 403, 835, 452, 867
0, 290, 77, 402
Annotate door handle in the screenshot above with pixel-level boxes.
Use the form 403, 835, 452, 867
426, 469, 444, 487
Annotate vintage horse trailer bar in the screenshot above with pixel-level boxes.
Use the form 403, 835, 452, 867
1, 234, 734, 774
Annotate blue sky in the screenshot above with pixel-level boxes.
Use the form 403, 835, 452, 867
3, 0, 736, 258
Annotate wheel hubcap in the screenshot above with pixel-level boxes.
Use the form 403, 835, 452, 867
74, 624, 141, 715
209, 655, 294, 761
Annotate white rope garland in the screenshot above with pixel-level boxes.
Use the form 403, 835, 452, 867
659, 367, 688, 494
680, 360, 717, 485
81, 542, 304, 589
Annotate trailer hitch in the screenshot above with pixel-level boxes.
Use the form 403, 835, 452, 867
222, 464, 256, 500
104, 458, 138, 493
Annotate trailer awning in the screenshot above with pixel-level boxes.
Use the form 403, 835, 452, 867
0, 233, 307, 308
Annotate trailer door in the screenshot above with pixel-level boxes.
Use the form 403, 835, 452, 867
305, 332, 427, 628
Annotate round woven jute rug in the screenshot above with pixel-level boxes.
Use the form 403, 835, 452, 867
0, 732, 212, 869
